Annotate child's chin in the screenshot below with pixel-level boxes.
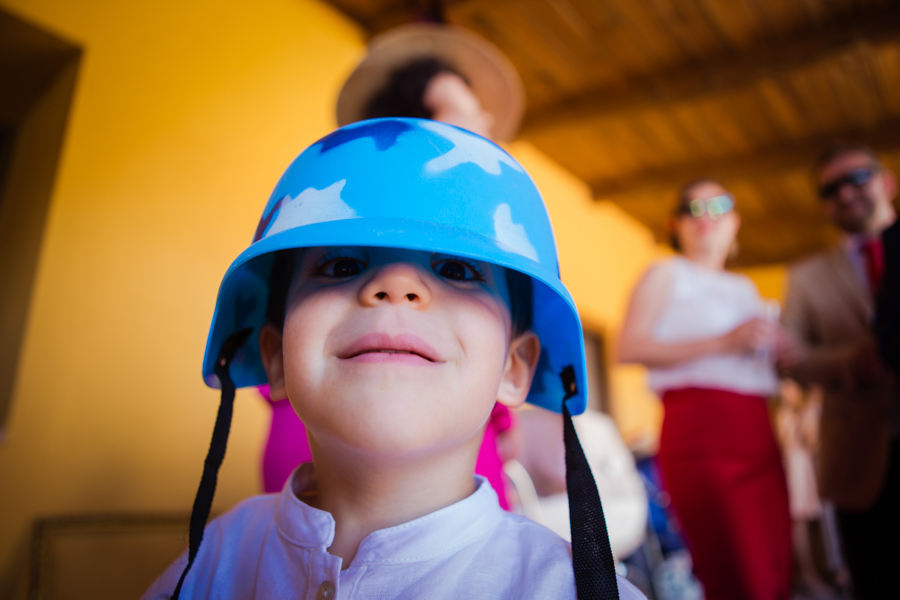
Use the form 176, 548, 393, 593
322, 383, 454, 413
300, 388, 493, 457
323, 417, 467, 459
333, 430, 456, 460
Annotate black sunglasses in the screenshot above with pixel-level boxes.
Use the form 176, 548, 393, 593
818, 167, 877, 200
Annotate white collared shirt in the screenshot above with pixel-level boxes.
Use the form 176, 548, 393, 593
143, 467, 644, 599
842, 234, 874, 294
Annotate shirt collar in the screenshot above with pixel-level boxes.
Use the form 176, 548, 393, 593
274, 463, 335, 551
842, 233, 864, 255
275, 463, 503, 565
842, 232, 882, 254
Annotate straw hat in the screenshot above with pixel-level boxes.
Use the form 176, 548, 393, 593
336, 23, 525, 141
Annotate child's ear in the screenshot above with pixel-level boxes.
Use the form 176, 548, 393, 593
497, 331, 541, 409
259, 323, 288, 401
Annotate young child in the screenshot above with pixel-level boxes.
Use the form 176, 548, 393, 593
262, 23, 527, 504
143, 118, 644, 599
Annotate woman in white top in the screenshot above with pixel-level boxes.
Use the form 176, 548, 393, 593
618, 179, 793, 600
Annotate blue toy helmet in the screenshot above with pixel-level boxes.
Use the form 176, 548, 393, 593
173, 118, 619, 600
202, 117, 587, 417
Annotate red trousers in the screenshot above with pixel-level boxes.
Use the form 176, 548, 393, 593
659, 388, 792, 600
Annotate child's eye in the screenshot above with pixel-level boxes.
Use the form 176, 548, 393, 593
315, 249, 368, 278
328, 259, 364, 277
432, 256, 484, 282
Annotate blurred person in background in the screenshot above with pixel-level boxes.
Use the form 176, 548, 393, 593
781, 143, 898, 600
510, 406, 648, 561
618, 179, 793, 600
258, 23, 527, 511
775, 381, 835, 598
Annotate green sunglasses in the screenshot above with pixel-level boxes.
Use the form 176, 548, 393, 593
679, 194, 735, 219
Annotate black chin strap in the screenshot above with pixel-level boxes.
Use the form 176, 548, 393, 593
561, 366, 620, 600
171, 328, 252, 600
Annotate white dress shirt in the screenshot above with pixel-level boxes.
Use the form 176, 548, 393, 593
842, 234, 876, 299
143, 465, 645, 599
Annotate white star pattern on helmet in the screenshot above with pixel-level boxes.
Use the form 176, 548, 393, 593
420, 121, 523, 176
493, 203, 539, 261
265, 180, 358, 238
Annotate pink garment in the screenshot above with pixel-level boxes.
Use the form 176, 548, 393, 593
476, 402, 515, 510
258, 386, 514, 509
260, 386, 312, 494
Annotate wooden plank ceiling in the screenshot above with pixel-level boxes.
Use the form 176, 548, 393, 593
323, 0, 900, 266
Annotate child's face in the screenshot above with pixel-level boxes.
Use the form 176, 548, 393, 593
262, 246, 538, 459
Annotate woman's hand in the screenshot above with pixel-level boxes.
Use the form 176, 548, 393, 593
722, 318, 779, 355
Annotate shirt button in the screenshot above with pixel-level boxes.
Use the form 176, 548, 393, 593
316, 581, 335, 600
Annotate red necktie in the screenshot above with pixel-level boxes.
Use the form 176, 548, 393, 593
861, 238, 885, 298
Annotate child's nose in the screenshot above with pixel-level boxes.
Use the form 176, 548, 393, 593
359, 262, 432, 308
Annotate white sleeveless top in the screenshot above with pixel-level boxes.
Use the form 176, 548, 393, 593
647, 257, 780, 397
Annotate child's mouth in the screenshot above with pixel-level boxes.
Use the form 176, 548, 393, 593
345, 349, 435, 365
339, 333, 442, 364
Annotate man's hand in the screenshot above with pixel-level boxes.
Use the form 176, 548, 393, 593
853, 336, 887, 385
775, 330, 805, 373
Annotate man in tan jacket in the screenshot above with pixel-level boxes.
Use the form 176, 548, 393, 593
782, 143, 898, 599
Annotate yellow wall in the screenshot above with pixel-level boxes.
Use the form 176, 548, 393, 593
738, 263, 788, 302
507, 142, 667, 446
0, 0, 363, 594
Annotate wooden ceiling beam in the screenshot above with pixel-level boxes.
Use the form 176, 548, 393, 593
589, 119, 900, 200
520, 5, 900, 137
337, 0, 476, 36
